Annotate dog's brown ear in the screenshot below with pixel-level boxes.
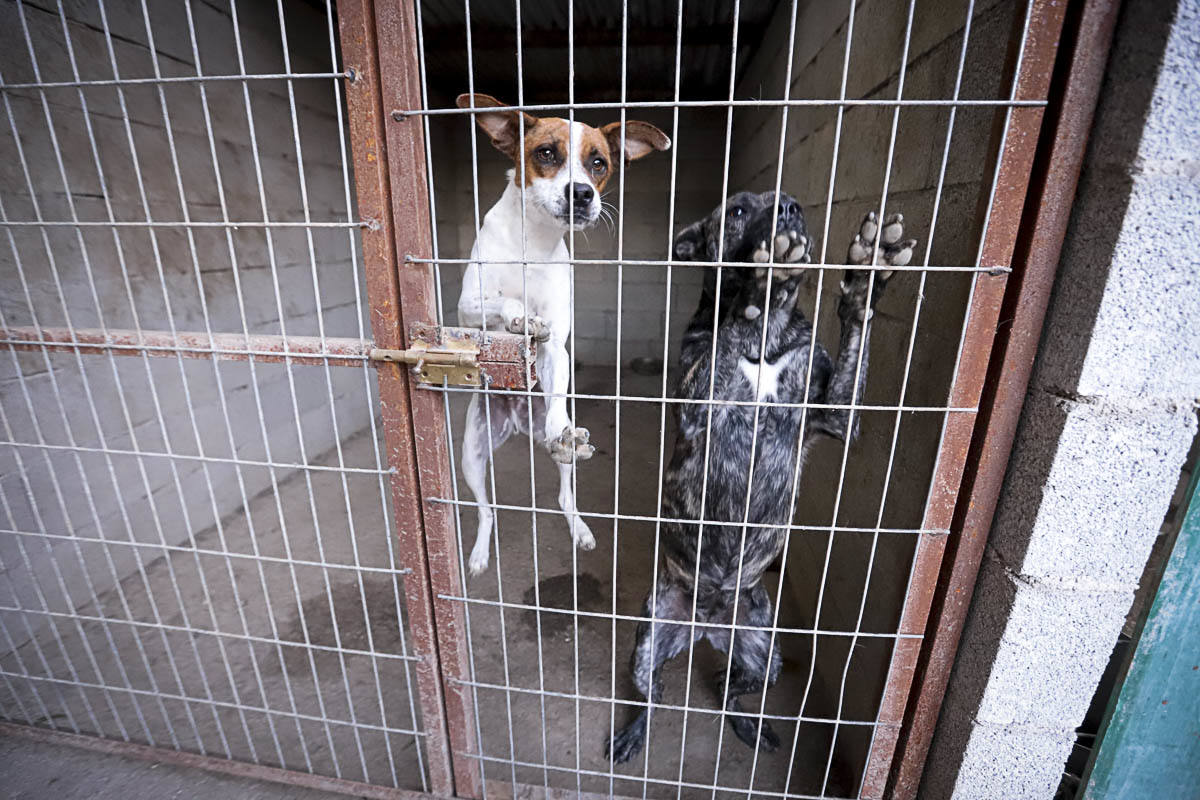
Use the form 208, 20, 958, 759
600, 120, 671, 163
456, 93, 536, 163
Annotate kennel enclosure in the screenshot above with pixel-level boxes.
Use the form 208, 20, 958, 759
0, 1, 1074, 798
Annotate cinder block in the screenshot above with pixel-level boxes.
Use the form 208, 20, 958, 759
988, 387, 1197, 589
924, 720, 1077, 800
960, 556, 1132, 729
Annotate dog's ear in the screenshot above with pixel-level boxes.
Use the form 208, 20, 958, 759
673, 219, 707, 261
456, 93, 536, 163
600, 121, 671, 164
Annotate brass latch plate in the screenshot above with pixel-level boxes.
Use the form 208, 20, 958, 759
370, 324, 536, 389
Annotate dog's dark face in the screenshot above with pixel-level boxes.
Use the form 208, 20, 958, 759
673, 191, 810, 264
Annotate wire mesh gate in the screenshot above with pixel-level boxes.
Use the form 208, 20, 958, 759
0, 1, 1067, 799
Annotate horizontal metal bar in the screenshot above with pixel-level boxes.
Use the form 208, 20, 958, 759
0, 220, 365, 229
0, 669, 425, 736
0, 72, 353, 91
457, 751, 858, 800
405, 255, 1011, 274
400, 97, 1049, 116
421, 384, 979, 414
0, 604, 423, 664
0, 440, 392, 476
437, 594, 924, 640
426, 496, 950, 537
0, 527, 412, 577
450, 677, 892, 728
0, 722, 432, 800
1, 327, 373, 367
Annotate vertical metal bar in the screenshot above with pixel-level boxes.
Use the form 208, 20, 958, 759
888, 2, 1119, 796
857, 2, 1068, 796
338, 0, 472, 795
668, 3, 743, 794
810, 1, 920, 793
223, 0, 346, 773
320, 0, 418, 785
175, 0, 315, 769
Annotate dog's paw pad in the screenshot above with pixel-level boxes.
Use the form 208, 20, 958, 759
549, 426, 594, 463
848, 209, 917, 271
744, 304, 762, 320
752, 241, 771, 263
507, 314, 551, 342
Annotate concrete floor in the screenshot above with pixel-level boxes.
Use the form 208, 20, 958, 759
0, 732, 345, 800
447, 367, 883, 800
0, 366, 897, 800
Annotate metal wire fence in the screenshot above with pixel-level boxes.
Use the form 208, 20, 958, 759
0, 0, 1061, 798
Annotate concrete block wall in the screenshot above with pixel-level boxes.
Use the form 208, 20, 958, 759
922, 0, 1200, 795
725, 0, 1021, 650
428, 105, 729, 367
0, 1, 374, 627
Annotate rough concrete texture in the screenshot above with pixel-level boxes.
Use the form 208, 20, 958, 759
922, 0, 1200, 796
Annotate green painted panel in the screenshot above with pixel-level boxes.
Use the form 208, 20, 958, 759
1083, 473, 1200, 799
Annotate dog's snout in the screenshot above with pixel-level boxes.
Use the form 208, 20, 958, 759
779, 200, 800, 220
568, 182, 594, 206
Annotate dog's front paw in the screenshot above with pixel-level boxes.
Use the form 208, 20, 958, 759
548, 426, 595, 463
506, 314, 551, 342
841, 210, 917, 321
467, 539, 491, 576
751, 229, 811, 280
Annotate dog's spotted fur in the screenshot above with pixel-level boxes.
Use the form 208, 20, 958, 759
606, 191, 917, 764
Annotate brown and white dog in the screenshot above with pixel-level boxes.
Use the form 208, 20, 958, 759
456, 93, 670, 575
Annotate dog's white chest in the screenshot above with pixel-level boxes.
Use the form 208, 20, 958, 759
738, 357, 788, 401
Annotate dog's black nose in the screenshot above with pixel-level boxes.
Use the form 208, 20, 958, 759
568, 182, 594, 206
779, 200, 800, 220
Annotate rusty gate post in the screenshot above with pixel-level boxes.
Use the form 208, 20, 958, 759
338, 1, 473, 796
363, 1, 485, 797
857, 1, 1068, 797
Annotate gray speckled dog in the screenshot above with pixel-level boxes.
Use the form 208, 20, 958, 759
606, 191, 916, 764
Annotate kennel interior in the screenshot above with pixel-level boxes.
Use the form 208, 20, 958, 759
424, 0, 1033, 797
0, 0, 1047, 798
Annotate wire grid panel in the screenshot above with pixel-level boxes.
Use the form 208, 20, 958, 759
405, 0, 1050, 798
0, 0, 431, 792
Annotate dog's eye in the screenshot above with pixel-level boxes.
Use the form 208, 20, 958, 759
535, 146, 555, 163
728, 206, 744, 218
591, 157, 607, 173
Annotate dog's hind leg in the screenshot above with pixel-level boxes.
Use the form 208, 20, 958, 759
606, 580, 693, 764
462, 393, 515, 575
711, 583, 783, 752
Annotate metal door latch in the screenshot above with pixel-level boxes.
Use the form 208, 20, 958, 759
368, 324, 536, 389
370, 329, 481, 387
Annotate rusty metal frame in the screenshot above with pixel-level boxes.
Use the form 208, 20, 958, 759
856, 1, 1070, 796
336, 0, 468, 796
0, 326, 373, 367
363, 1, 484, 797
885, 1, 1121, 797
